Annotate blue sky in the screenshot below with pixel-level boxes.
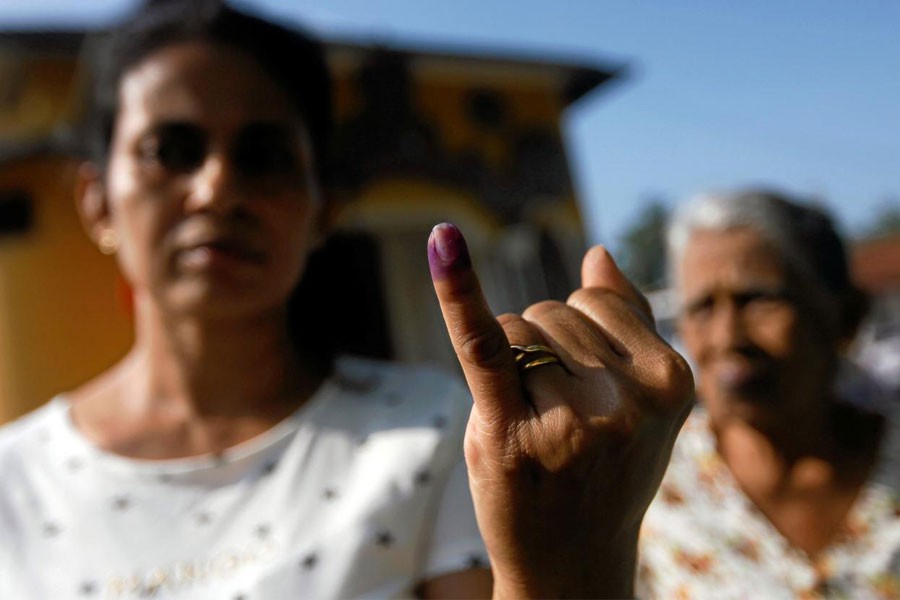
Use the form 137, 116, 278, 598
3, 0, 898, 249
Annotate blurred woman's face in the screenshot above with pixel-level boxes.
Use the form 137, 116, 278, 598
676, 227, 834, 427
102, 40, 322, 319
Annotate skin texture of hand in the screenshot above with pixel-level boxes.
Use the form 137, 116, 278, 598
428, 223, 694, 599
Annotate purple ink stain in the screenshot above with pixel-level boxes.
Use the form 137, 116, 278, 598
428, 223, 471, 278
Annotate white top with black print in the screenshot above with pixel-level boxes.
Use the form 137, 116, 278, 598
0, 357, 487, 599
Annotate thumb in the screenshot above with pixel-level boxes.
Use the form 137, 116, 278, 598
428, 223, 524, 421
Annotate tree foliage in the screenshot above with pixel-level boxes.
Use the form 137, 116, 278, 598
863, 198, 900, 239
618, 198, 670, 291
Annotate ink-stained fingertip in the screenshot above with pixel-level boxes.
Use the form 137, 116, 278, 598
428, 223, 471, 278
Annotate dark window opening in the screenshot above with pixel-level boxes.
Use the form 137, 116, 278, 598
0, 189, 34, 236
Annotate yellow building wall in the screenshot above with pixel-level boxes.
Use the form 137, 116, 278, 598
0, 56, 77, 144
418, 84, 560, 156
0, 156, 132, 422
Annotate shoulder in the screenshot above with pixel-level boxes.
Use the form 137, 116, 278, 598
0, 399, 64, 456
0, 399, 69, 498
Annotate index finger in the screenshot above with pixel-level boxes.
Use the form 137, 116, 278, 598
428, 223, 525, 421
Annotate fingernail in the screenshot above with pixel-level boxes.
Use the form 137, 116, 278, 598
428, 223, 471, 276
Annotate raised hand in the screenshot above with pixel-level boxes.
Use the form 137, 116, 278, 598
428, 223, 693, 598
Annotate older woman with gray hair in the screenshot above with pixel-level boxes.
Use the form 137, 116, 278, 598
637, 189, 899, 598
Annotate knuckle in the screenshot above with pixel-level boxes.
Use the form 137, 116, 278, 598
568, 286, 608, 305
650, 349, 695, 411
453, 326, 509, 369
522, 299, 567, 322
556, 413, 593, 454
497, 312, 525, 327
567, 287, 616, 316
605, 402, 641, 442
569, 287, 655, 329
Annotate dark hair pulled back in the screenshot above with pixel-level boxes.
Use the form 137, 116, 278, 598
82, 0, 332, 176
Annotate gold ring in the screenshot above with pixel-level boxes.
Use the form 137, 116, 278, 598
511, 344, 561, 373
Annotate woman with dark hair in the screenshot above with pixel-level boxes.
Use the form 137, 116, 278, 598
0, 2, 692, 598
637, 189, 899, 598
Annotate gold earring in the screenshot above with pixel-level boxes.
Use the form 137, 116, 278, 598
98, 229, 119, 255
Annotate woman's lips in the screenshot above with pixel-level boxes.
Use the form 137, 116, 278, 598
713, 360, 765, 390
178, 241, 264, 271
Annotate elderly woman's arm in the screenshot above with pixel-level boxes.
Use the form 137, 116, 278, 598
429, 224, 693, 598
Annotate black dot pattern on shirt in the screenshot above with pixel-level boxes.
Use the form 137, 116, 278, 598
78, 581, 97, 595
414, 470, 432, 486
111, 496, 131, 511
466, 553, 488, 569
375, 530, 394, 548
195, 512, 212, 526
255, 524, 271, 539
323, 488, 338, 501
432, 415, 447, 429
43, 521, 60, 537
300, 552, 318, 570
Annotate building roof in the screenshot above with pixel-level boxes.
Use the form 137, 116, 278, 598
0, 28, 624, 106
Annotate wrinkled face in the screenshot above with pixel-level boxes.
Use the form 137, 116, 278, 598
102, 40, 321, 319
676, 228, 835, 427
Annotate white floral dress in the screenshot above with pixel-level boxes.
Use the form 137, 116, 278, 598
637, 407, 900, 600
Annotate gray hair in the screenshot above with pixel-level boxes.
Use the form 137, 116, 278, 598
666, 189, 866, 337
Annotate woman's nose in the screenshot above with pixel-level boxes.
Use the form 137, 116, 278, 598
709, 302, 748, 349
183, 153, 242, 214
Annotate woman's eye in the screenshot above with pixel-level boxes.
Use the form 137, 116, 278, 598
234, 141, 296, 177
744, 293, 791, 316
683, 298, 713, 322
233, 125, 301, 178
139, 125, 207, 173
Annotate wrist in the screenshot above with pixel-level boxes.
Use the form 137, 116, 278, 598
490, 528, 638, 599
